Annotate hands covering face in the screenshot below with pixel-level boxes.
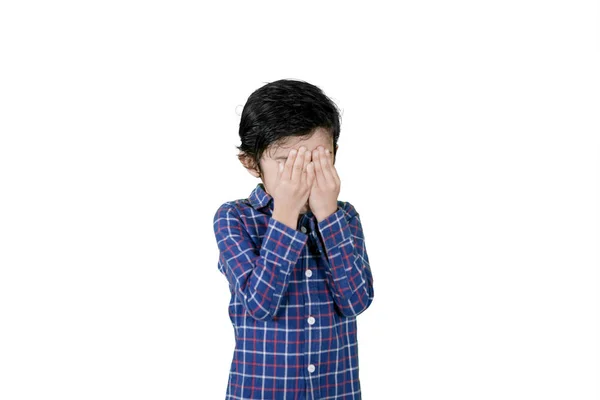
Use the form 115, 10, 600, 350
307, 146, 340, 221
272, 146, 314, 214
274, 146, 341, 221
273, 145, 340, 222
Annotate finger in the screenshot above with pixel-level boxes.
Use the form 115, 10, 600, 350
291, 147, 306, 182
325, 149, 340, 183
300, 147, 311, 185
283, 149, 297, 180
312, 148, 325, 187
318, 146, 334, 185
306, 162, 315, 189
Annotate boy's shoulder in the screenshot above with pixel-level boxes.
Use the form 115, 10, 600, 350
337, 199, 359, 219
212, 199, 246, 220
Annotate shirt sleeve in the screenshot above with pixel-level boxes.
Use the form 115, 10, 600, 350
213, 204, 309, 321
315, 201, 375, 318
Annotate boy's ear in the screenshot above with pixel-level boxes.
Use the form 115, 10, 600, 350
239, 153, 261, 178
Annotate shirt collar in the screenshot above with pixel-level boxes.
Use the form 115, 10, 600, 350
248, 182, 274, 211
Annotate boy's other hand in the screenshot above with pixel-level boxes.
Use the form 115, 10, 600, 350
308, 146, 340, 222
272, 146, 315, 215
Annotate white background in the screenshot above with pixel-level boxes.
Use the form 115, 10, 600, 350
1, 1, 598, 399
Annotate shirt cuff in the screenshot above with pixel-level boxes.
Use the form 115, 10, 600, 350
316, 206, 353, 251
264, 217, 309, 265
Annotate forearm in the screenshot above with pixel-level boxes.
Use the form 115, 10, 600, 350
316, 207, 374, 317
214, 205, 308, 321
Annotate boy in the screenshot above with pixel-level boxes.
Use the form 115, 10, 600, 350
212, 79, 374, 399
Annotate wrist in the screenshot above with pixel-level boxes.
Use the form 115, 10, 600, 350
314, 205, 338, 222
272, 207, 300, 230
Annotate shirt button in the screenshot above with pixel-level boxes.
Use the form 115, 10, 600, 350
300, 226, 307, 233
307, 316, 315, 325
305, 269, 312, 278
307, 364, 316, 373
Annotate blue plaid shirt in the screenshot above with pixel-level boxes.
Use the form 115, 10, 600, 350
213, 183, 374, 399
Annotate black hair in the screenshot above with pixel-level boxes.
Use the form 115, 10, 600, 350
236, 79, 341, 178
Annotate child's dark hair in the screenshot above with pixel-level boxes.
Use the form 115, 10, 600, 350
236, 79, 341, 178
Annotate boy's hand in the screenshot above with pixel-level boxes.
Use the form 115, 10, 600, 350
272, 146, 315, 215
308, 146, 340, 222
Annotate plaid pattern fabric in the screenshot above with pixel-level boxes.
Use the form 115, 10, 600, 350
213, 183, 374, 399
